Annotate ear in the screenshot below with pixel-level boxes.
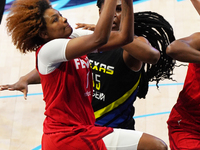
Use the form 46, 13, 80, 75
39, 29, 49, 40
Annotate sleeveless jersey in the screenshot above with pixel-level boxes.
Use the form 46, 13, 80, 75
88, 48, 141, 128
173, 63, 200, 126
167, 63, 200, 150
36, 46, 113, 150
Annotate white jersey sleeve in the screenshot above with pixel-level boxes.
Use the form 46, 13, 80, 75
37, 38, 70, 75
37, 29, 96, 75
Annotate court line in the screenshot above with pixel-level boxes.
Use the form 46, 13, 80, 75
0, 83, 178, 150
0, 93, 43, 99
2, 0, 185, 149
149, 82, 184, 87
133, 111, 171, 119
32, 145, 41, 150
0, 82, 183, 99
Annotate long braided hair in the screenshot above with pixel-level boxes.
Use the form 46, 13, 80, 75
135, 11, 176, 98
97, 0, 176, 98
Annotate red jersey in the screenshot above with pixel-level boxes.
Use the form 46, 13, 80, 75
36, 47, 113, 150
167, 63, 200, 150
175, 63, 200, 126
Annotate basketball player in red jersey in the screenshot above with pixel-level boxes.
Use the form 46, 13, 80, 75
1, 0, 168, 149
167, 0, 200, 149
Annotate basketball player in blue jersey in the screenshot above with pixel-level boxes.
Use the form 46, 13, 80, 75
77, 0, 160, 129
75, 0, 176, 130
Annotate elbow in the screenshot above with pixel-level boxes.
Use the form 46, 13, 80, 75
100, 37, 109, 46
147, 49, 160, 64
152, 56, 160, 65
166, 45, 172, 56
150, 51, 160, 64
126, 33, 134, 44
122, 34, 134, 45
127, 35, 134, 44
92, 29, 110, 47
101, 37, 109, 45
95, 36, 109, 47
166, 45, 177, 58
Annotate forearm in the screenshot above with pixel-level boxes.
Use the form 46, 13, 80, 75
166, 40, 200, 63
98, 0, 134, 51
22, 69, 41, 85
94, 0, 117, 43
122, 37, 160, 64
66, 0, 117, 59
119, 0, 134, 43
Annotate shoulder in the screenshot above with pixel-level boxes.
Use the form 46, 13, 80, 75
40, 39, 70, 53
38, 39, 70, 62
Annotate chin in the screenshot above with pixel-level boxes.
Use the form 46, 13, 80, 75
70, 27, 73, 34
66, 27, 73, 37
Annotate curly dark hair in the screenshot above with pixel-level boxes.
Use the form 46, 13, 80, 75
6, 0, 52, 53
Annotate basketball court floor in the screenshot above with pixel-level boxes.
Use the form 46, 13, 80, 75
0, 0, 199, 149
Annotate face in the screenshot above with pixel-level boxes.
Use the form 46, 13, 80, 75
99, 0, 122, 31
41, 8, 73, 41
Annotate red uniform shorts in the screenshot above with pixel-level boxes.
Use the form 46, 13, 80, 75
42, 132, 106, 150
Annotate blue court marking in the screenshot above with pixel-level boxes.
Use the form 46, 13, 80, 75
0, 82, 183, 99
0, 93, 43, 99
5, 0, 186, 5
32, 145, 41, 150
51, 0, 70, 10
133, 0, 150, 5
0, 82, 179, 150
4, 0, 186, 14
58, 1, 97, 11
149, 82, 184, 87
133, 111, 171, 119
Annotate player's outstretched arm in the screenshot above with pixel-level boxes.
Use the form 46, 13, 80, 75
0, 69, 41, 100
166, 32, 200, 63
